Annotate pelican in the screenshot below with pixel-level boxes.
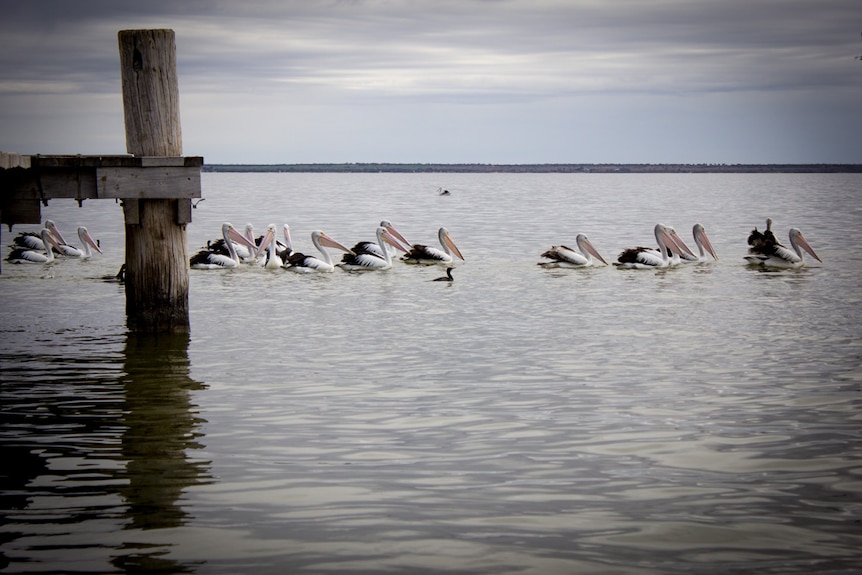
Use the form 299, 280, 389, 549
338, 226, 406, 271
678, 223, 718, 263
433, 267, 455, 281
53, 226, 103, 258
401, 227, 464, 264
350, 220, 410, 259
190, 223, 258, 269
7, 228, 61, 264
208, 222, 256, 262
538, 234, 608, 268
10, 220, 63, 250
614, 224, 688, 269
256, 224, 285, 269
285, 230, 353, 273
744, 227, 821, 268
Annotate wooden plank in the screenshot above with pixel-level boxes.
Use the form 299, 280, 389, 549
97, 166, 201, 199
176, 198, 192, 224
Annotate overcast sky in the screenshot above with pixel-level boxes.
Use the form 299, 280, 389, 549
1, 0, 860, 164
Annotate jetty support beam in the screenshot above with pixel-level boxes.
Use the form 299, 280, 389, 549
118, 29, 190, 333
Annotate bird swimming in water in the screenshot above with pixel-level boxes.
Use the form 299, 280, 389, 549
432, 267, 455, 282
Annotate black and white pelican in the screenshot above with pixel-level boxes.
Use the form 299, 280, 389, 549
10, 220, 63, 251
7, 228, 61, 264
614, 224, 689, 269
190, 223, 258, 269
401, 227, 464, 264
285, 230, 353, 273
338, 226, 406, 271
744, 227, 821, 269
677, 223, 718, 263
350, 220, 411, 259
208, 222, 257, 262
53, 226, 103, 258
538, 234, 608, 268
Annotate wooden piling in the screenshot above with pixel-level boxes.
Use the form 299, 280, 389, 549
118, 29, 189, 333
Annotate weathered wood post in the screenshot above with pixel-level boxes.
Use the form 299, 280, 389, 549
118, 29, 189, 333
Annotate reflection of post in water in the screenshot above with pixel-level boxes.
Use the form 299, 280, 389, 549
120, 332, 210, 531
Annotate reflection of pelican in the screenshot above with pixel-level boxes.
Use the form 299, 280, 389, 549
338, 226, 406, 271
678, 223, 718, 263
54, 226, 103, 258
401, 227, 464, 264
538, 234, 608, 268
614, 224, 687, 269
433, 267, 455, 281
7, 228, 60, 264
285, 231, 353, 273
190, 223, 258, 269
745, 227, 821, 268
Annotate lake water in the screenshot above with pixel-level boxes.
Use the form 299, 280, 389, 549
1, 172, 861, 574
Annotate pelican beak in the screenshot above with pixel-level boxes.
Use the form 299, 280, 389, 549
318, 232, 354, 254
254, 228, 275, 257
669, 228, 696, 257
697, 227, 718, 260
582, 236, 608, 265
382, 223, 411, 250
43, 229, 63, 253
442, 231, 465, 261
47, 221, 67, 245
796, 232, 822, 262
382, 229, 409, 252
229, 226, 260, 252
82, 228, 103, 254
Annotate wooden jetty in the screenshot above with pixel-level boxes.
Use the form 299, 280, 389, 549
0, 29, 201, 333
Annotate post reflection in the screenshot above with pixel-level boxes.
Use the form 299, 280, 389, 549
114, 332, 211, 571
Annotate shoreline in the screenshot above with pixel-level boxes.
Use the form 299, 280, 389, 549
202, 162, 862, 174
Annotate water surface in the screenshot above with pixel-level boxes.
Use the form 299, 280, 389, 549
1, 173, 861, 574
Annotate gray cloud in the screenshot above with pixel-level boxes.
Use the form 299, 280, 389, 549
1, 0, 860, 163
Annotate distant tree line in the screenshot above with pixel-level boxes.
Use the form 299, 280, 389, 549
202, 163, 862, 174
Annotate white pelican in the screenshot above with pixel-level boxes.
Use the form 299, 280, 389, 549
53, 226, 103, 258
10, 220, 63, 250
744, 227, 821, 269
285, 230, 353, 273
256, 224, 285, 269
401, 227, 464, 264
338, 226, 406, 271
7, 228, 61, 264
190, 223, 258, 269
678, 223, 718, 263
614, 224, 688, 269
350, 220, 410, 259
538, 234, 608, 268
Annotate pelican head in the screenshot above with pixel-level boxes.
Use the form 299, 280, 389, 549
789, 228, 822, 263
439, 227, 465, 261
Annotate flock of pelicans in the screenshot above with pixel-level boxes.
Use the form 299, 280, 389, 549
6, 217, 822, 280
